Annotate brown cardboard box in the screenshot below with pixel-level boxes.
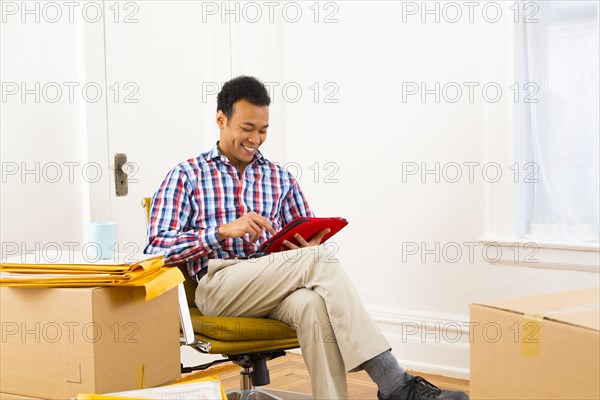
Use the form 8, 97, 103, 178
470, 287, 600, 400
0, 286, 180, 400
0, 393, 44, 400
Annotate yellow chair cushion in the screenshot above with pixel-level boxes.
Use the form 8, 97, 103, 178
190, 308, 298, 341
189, 308, 299, 355
195, 333, 299, 355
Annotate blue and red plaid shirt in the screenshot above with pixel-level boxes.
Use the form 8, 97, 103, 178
144, 143, 313, 278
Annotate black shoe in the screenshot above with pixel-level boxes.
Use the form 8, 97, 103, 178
377, 375, 469, 400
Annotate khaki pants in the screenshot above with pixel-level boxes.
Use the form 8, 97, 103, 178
195, 245, 390, 399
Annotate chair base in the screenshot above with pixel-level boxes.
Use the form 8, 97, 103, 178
226, 388, 312, 400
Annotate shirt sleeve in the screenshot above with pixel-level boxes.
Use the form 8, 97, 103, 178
280, 174, 315, 225
143, 166, 221, 264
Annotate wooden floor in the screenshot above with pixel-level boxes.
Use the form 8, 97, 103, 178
177, 352, 470, 399
1, 353, 469, 399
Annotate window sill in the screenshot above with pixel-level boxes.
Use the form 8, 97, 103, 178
478, 238, 599, 272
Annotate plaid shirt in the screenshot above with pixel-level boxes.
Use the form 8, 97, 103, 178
144, 143, 313, 278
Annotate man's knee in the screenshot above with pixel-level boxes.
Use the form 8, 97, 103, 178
302, 289, 327, 312
283, 289, 328, 322
298, 290, 340, 345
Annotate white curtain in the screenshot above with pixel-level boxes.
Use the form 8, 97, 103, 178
524, 1, 599, 243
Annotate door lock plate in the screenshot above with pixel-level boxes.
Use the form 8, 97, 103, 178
114, 153, 128, 197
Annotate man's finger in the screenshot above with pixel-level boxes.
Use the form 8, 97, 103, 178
249, 213, 276, 235
310, 228, 331, 245
247, 220, 262, 242
282, 239, 299, 250
293, 233, 310, 247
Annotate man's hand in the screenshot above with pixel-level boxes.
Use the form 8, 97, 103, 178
281, 228, 331, 250
218, 212, 276, 242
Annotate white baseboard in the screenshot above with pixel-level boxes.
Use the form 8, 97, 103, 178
368, 307, 471, 379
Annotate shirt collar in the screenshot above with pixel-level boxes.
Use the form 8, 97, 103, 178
205, 142, 266, 165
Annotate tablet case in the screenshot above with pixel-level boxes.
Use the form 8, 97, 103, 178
259, 217, 348, 254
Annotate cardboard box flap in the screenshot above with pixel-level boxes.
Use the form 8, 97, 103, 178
474, 287, 600, 331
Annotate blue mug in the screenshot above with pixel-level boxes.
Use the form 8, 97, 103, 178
88, 221, 117, 260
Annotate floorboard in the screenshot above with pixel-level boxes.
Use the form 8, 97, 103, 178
177, 352, 470, 399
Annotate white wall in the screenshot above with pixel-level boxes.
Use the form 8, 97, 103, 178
1, 9, 84, 251
2, 0, 598, 378
274, 2, 598, 376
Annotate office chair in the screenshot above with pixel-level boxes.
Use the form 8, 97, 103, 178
142, 198, 311, 400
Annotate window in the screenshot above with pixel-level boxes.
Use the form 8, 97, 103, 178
520, 0, 599, 244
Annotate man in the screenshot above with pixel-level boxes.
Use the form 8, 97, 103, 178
145, 76, 468, 400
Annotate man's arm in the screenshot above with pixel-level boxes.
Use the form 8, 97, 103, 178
144, 167, 221, 264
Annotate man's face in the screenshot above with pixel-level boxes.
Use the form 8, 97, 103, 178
217, 99, 269, 171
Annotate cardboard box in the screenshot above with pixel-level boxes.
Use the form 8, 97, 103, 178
0, 286, 180, 400
0, 393, 44, 400
470, 287, 600, 400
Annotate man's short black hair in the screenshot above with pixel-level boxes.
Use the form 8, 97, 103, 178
217, 76, 271, 120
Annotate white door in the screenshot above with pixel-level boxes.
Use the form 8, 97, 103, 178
102, 1, 288, 254
103, 1, 232, 253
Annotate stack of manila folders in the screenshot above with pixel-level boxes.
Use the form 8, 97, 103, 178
77, 375, 227, 399
0, 251, 185, 300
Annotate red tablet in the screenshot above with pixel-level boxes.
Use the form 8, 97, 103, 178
259, 217, 348, 254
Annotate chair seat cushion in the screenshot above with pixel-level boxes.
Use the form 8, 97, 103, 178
195, 333, 299, 355
189, 307, 298, 342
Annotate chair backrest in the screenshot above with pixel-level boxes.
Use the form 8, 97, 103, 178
142, 197, 197, 345
142, 197, 198, 307
178, 265, 199, 308
142, 197, 152, 227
